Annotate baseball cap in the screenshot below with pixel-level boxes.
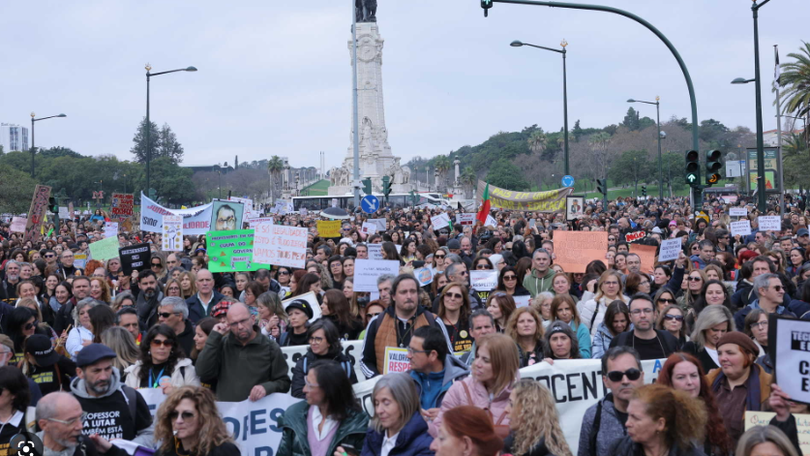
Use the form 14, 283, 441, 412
25, 334, 60, 366
447, 239, 461, 250
798, 228, 809, 237
76, 343, 117, 368
286, 299, 314, 320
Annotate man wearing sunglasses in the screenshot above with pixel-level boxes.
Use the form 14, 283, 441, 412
157, 297, 195, 358
609, 294, 679, 360
734, 273, 795, 330
579, 346, 644, 456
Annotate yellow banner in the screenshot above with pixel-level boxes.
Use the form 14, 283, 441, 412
317, 220, 342, 238
477, 182, 572, 212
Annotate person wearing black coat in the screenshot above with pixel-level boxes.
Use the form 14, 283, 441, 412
290, 320, 357, 399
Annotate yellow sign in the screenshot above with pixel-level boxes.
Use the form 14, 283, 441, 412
317, 220, 342, 238
476, 182, 572, 212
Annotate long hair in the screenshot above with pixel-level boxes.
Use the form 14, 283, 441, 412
0, 366, 30, 412
692, 279, 733, 315
8, 307, 37, 351
505, 307, 544, 347
550, 294, 581, 326
437, 282, 471, 325
509, 379, 572, 456
310, 360, 362, 421
604, 300, 630, 336
370, 373, 420, 433
89, 277, 111, 303
138, 324, 184, 386
594, 270, 624, 301
690, 305, 735, 351
101, 327, 140, 373
156, 387, 233, 456
736, 425, 799, 456
178, 271, 198, 298
632, 384, 707, 452
655, 304, 687, 339
443, 406, 504, 456
323, 289, 354, 330
191, 317, 217, 360
475, 333, 519, 396
485, 292, 516, 329
307, 319, 342, 359
294, 273, 321, 297
657, 353, 732, 454
89, 305, 116, 343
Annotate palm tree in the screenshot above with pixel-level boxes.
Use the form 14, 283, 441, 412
459, 166, 478, 199
528, 130, 547, 154
779, 42, 810, 146
267, 155, 284, 203
434, 155, 451, 192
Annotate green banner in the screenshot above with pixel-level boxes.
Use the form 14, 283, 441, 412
207, 230, 270, 273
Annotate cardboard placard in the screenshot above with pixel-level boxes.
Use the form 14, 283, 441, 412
431, 213, 451, 231
162, 215, 183, 251
629, 244, 657, 274
207, 229, 270, 273
111, 193, 134, 218
758, 216, 781, 232
246, 217, 275, 229
281, 291, 322, 323
253, 223, 307, 269
729, 207, 748, 217
317, 220, 342, 238
368, 218, 387, 232
24, 185, 51, 243
354, 259, 400, 292
119, 243, 150, 274
744, 411, 810, 455
89, 236, 120, 262
514, 295, 531, 308
552, 231, 609, 273
383, 347, 411, 374
658, 238, 682, 263
470, 270, 499, 291
103, 222, 119, 239
769, 315, 810, 405
731, 220, 752, 237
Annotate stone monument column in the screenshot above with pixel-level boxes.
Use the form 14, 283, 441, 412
454, 159, 460, 185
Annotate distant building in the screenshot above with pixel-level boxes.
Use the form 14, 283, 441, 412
0, 123, 29, 152
763, 129, 804, 147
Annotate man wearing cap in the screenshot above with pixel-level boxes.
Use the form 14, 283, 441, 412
23, 334, 76, 395
37, 392, 129, 456
210, 300, 233, 323
195, 303, 290, 402
69, 344, 153, 446
156, 297, 195, 358
0, 334, 42, 406
798, 228, 810, 248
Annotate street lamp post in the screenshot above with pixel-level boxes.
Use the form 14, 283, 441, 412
145, 64, 197, 198
30, 112, 67, 178
627, 97, 663, 200
511, 39, 569, 175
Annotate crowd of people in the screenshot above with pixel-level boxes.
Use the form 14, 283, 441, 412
0, 193, 805, 456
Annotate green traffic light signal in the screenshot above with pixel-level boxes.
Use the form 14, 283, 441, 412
684, 150, 700, 187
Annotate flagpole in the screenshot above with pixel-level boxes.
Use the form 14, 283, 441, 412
775, 44, 785, 217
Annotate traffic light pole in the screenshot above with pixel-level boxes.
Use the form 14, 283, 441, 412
484, 0, 700, 206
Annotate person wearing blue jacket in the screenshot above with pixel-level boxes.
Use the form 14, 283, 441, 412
407, 326, 468, 419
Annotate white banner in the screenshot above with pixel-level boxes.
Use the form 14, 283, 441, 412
10, 217, 27, 233
758, 216, 781, 232
731, 220, 752, 237
354, 259, 399, 292
280, 340, 365, 380
247, 217, 275, 229
470, 270, 498, 291
140, 193, 212, 235
161, 216, 183, 252
253, 223, 307, 269
657, 238, 682, 263
456, 213, 475, 226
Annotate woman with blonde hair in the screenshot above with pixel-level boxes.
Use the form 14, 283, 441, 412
504, 379, 572, 456
164, 278, 183, 298
578, 270, 628, 338
89, 277, 111, 304
505, 307, 544, 367
179, 271, 197, 299
152, 387, 239, 456
101, 326, 140, 379
683, 305, 736, 374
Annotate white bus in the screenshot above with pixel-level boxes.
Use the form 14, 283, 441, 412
292, 193, 449, 211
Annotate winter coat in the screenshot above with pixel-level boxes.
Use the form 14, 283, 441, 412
591, 323, 615, 360
523, 268, 556, 297
430, 373, 513, 437
570, 321, 592, 359
124, 357, 201, 389
290, 349, 358, 399
277, 401, 369, 456
733, 299, 796, 332
578, 295, 629, 338
361, 411, 433, 456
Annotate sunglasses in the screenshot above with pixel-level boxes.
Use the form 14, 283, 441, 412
663, 314, 684, 322
476, 264, 490, 269
151, 263, 162, 268
168, 411, 196, 421
503, 275, 517, 281
435, 254, 445, 259
445, 292, 464, 300
158, 312, 179, 319
25, 320, 39, 331
606, 368, 642, 382
687, 277, 702, 281
278, 271, 290, 275
150, 339, 174, 347
657, 298, 676, 304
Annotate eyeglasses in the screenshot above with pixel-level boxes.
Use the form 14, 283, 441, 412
503, 275, 517, 281
608, 237, 616, 241
657, 298, 676, 304
24, 320, 39, 330
150, 339, 174, 347
407, 347, 430, 355
278, 271, 290, 275
151, 263, 162, 268
445, 292, 463, 300
476, 264, 490, 270
603, 281, 619, 286
309, 336, 325, 344
459, 271, 469, 276
45, 254, 55, 258
168, 411, 196, 421
687, 277, 702, 282
771, 285, 784, 291
663, 314, 684, 322
158, 312, 179, 319
750, 321, 768, 329
606, 368, 642, 382
630, 308, 654, 315
304, 378, 320, 389
46, 412, 87, 426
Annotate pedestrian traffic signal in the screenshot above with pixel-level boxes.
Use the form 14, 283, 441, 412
362, 178, 372, 195
48, 197, 57, 213
409, 190, 419, 205
481, 0, 493, 16
705, 149, 722, 186
641, 185, 647, 197
596, 179, 607, 196
382, 176, 392, 200
685, 150, 700, 187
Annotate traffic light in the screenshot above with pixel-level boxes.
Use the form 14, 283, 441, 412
705, 149, 722, 186
362, 178, 372, 195
641, 185, 647, 197
596, 179, 607, 196
409, 190, 419, 205
685, 150, 700, 187
48, 197, 57, 213
382, 176, 392, 202
481, 0, 493, 17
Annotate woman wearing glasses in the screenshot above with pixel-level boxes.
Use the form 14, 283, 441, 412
495, 266, 530, 298
744, 309, 772, 373
678, 269, 707, 310
432, 247, 449, 274
290, 320, 357, 399
655, 304, 688, 350
150, 254, 168, 281
578, 271, 629, 340
683, 306, 736, 374
124, 324, 200, 394
153, 387, 239, 456
652, 287, 678, 315
437, 283, 473, 354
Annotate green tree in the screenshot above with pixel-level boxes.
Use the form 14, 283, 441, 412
486, 159, 529, 191
434, 155, 451, 191
621, 107, 640, 131
528, 129, 547, 154
130, 118, 161, 164
267, 155, 284, 202
157, 123, 184, 164
782, 133, 810, 189
608, 150, 649, 192
780, 42, 810, 119
572, 120, 584, 142
459, 166, 477, 198
0, 164, 37, 213
147, 157, 195, 205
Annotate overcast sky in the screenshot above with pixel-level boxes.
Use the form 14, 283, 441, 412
1, 1, 804, 171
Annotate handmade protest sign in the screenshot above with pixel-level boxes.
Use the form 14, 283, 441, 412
514, 295, 531, 308
89, 237, 119, 262
413, 267, 434, 287
769, 315, 810, 404
368, 218, 387, 232
758, 216, 781, 232
162, 215, 183, 251
729, 207, 748, 217
361, 221, 378, 236
470, 270, 498, 291
485, 215, 498, 227
281, 341, 364, 379
456, 213, 475, 226
253, 223, 307, 269
317, 220, 341, 238
103, 222, 119, 239
246, 217, 274, 229
207, 230, 271, 273
431, 213, 451, 231
630, 244, 658, 274
229, 196, 255, 220
110, 193, 134, 219
354, 259, 400, 292
24, 185, 51, 243
281, 291, 321, 322
730, 220, 752, 237
553, 231, 609, 273
10, 217, 26, 233
745, 411, 810, 455
74, 253, 87, 270
119, 243, 150, 274
367, 243, 384, 260
658, 238, 682, 263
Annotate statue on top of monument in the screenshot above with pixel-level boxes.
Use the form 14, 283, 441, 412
355, 0, 377, 23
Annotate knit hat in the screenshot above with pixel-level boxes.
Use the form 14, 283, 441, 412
716, 332, 759, 357
545, 321, 573, 339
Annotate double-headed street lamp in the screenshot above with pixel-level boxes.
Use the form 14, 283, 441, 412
510, 39, 570, 176
627, 97, 663, 200
145, 64, 197, 197
30, 112, 67, 178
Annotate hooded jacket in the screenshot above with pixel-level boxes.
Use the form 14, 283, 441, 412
409, 354, 469, 410
361, 410, 433, 456
123, 357, 201, 389
591, 322, 615, 360
577, 394, 627, 456
430, 373, 513, 438
276, 401, 369, 456
522, 268, 556, 297
69, 367, 154, 447
578, 295, 630, 339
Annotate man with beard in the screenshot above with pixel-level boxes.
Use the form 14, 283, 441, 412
0, 260, 21, 303
360, 274, 453, 379
578, 347, 645, 456
37, 392, 128, 456
195, 303, 290, 402
69, 344, 153, 446
609, 294, 678, 360
135, 271, 163, 328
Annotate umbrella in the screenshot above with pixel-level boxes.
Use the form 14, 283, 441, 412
319, 207, 350, 220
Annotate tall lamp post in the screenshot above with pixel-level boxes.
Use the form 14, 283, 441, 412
510, 39, 569, 176
145, 64, 197, 197
627, 97, 663, 200
30, 112, 67, 178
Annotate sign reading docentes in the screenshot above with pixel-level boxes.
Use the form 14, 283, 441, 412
770, 315, 810, 404
119, 243, 150, 274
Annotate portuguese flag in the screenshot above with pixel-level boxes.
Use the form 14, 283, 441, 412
476, 182, 490, 225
